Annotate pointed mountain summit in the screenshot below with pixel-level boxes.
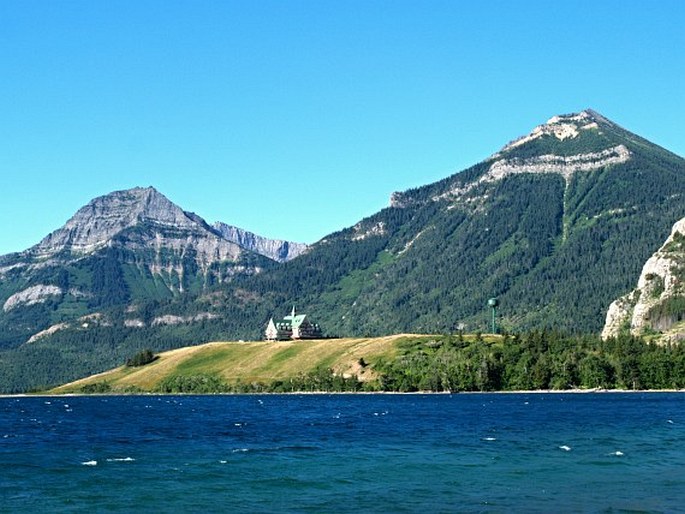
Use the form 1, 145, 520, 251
391, 109, 657, 209
14, 186, 250, 284
30, 187, 230, 258
495, 108, 619, 156
14, 186, 307, 269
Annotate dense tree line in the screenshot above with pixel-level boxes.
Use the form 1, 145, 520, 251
90, 248, 130, 307
375, 332, 685, 392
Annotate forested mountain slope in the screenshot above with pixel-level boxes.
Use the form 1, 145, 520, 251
228, 110, 685, 337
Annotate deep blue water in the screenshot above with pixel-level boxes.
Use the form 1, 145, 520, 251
1, 393, 684, 513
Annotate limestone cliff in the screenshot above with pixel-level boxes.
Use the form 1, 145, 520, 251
213, 222, 308, 262
28, 187, 244, 271
32, 187, 205, 255
602, 217, 685, 340
390, 109, 633, 208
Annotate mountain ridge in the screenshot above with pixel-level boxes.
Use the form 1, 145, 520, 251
3, 186, 308, 267
213, 222, 309, 263
389, 108, 651, 209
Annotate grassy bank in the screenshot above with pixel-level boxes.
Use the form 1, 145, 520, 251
49, 334, 431, 394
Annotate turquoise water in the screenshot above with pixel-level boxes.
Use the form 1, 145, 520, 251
1, 393, 684, 512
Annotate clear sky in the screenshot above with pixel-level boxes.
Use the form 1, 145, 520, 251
1, 0, 683, 255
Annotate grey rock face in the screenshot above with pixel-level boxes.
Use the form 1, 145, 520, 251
213, 222, 308, 262
25, 187, 307, 268
602, 217, 685, 340
32, 187, 195, 255
3, 284, 63, 312
26, 187, 246, 276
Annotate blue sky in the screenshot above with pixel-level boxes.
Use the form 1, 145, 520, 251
1, 1, 683, 255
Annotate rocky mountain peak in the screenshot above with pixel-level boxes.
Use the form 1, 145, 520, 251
496, 108, 612, 155
22, 186, 309, 270
391, 109, 632, 208
30, 186, 199, 256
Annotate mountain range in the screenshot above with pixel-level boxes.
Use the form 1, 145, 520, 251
2, 108, 685, 392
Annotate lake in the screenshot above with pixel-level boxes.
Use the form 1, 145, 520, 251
2, 393, 684, 512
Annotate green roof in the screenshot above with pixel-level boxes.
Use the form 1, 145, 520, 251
281, 314, 307, 328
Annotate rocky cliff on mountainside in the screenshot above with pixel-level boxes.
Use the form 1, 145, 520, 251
213, 222, 308, 262
25, 187, 245, 271
602, 217, 685, 341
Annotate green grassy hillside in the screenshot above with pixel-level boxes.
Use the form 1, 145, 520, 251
49, 334, 427, 394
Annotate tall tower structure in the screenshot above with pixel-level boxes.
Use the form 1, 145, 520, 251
488, 297, 499, 334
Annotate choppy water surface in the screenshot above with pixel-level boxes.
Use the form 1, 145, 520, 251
1, 393, 684, 512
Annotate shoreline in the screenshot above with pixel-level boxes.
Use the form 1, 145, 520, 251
3, 388, 685, 398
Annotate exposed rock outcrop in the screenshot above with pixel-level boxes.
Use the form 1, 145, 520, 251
213, 222, 308, 262
434, 145, 630, 203
32, 187, 201, 256
486, 145, 630, 183
26, 322, 70, 343
391, 109, 631, 208
602, 217, 685, 340
151, 312, 218, 326
3, 285, 63, 312
352, 221, 386, 241
495, 109, 611, 156
28, 187, 245, 276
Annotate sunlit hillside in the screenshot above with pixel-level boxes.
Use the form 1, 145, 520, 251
50, 335, 426, 394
